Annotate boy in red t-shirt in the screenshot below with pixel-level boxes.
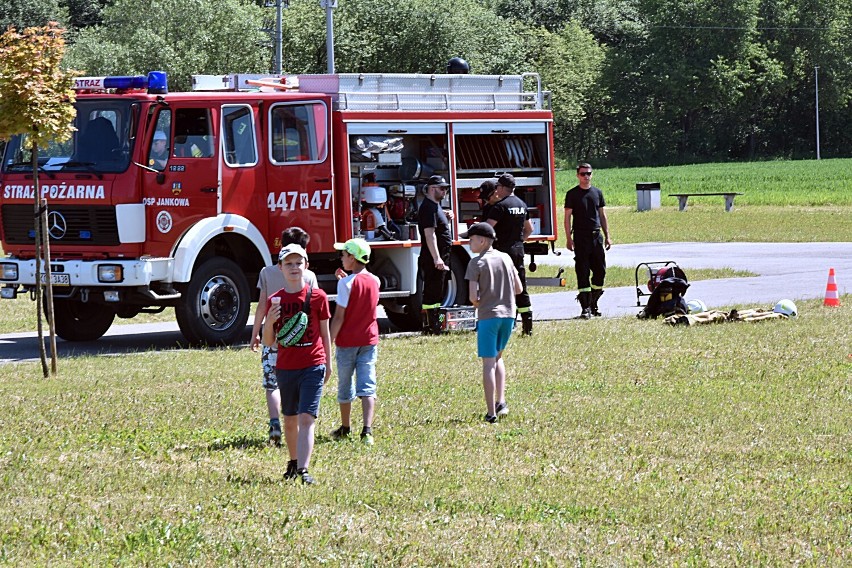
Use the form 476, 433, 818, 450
329, 238, 381, 445
262, 244, 332, 485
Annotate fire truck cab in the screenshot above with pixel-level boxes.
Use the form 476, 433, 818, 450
0, 71, 558, 344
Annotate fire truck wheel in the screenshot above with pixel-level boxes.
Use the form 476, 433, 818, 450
176, 257, 251, 345
52, 299, 116, 341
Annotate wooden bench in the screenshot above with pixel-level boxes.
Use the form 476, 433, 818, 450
668, 192, 743, 212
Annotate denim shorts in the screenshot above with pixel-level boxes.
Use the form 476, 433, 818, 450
476, 317, 515, 358
276, 365, 325, 418
336, 344, 378, 403
261, 346, 278, 390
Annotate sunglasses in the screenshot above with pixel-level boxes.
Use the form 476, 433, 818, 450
578, 171, 592, 177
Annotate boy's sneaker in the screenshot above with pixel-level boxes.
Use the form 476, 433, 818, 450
484, 414, 498, 424
268, 420, 282, 446
284, 459, 298, 480
297, 469, 315, 485
496, 402, 509, 417
331, 426, 351, 441
361, 432, 374, 446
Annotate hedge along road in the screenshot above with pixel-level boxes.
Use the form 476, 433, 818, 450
1, 242, 849, 363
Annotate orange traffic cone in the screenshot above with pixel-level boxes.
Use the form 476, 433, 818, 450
824, 268, 840, 307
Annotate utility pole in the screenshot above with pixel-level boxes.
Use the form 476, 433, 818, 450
815, 66, 821, 160
275, 0, 283, 74
264, 0, 288, 74
320, 0, 337, 74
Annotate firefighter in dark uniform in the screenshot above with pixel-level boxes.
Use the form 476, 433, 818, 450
417, 175, 453, 334
564, 163, 612, 319
486, 173, 534, 335
478, 179, 499, 220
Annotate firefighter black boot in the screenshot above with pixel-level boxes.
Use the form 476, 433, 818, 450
577, 292, 592, 319
521, 311, 533, 336
421, 309, 432, 335
590, 289, 604, 317
422, 308, 443, 335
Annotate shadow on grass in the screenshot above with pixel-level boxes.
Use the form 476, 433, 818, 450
0, 327, 253, 363
206, 434, 269, 452
225, 472, 288, 486
1, 319, 399, 363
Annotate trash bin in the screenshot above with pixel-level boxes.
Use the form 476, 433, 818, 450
636, 182, 661, 211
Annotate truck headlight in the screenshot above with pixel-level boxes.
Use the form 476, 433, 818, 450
0, 263, 18, 281
98, 264, 124, 283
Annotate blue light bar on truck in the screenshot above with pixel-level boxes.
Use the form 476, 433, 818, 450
73, 71, 168, 94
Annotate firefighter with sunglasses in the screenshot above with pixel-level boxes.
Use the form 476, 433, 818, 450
564, 163, 612, 319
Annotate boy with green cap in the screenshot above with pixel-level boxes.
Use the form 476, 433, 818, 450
329, 238, 381, 444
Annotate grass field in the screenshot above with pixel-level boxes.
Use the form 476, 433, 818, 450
551, 159, 852, 243
0, 298, 848, 564
558, 158, 852, 207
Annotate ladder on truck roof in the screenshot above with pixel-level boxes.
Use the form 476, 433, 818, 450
192, 72, 549, 112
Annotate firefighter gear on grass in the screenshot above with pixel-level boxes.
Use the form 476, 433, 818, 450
664, 308, 790, 326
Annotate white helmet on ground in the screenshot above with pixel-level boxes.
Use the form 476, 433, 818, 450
773, 299, 798, 317
686, 299, 707, 314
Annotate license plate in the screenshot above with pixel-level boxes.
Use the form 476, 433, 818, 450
40, 273, 71, 286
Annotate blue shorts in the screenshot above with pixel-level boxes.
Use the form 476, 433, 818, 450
476, 317, 514, 358
261, 346, 278, 390
276, 365, 325, 418
336, 344, 378, 403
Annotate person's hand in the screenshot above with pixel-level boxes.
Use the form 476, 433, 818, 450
250, 335, 261, 352
267, 302, 281, 321
445, 209, 454, 221
605, 236, 612, 250
324, 364, 332, 384
435, 258, 447, 271
335, 268, 347, 280
566, 237, 574, 251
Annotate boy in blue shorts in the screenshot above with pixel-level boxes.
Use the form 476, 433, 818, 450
463, 222, 522, 423
329, 238, 381, 445
263, 244, 332, 484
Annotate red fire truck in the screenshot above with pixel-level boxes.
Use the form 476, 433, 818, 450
0, 70, 558, 344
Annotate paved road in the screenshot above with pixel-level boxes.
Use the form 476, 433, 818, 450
1, 242, 848, 363
531, 242, 850, 320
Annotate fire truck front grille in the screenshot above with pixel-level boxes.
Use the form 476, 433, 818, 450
1, 204, 120, 246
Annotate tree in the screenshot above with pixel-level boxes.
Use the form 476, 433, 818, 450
0, 0, 67, 31
522, 23, 606, 160
64, 0, 268, 92
61, 0, 110, 30
280, 0, 526, 75
0, 22, 77, 377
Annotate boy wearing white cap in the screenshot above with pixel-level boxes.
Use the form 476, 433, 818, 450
329, 238, 381, 445
251, 228, 317, 446
262, 244, 331, 485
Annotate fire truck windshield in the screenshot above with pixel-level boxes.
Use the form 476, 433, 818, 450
2, 100, 136, 174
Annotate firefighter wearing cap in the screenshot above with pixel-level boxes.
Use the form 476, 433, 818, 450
486, 173, 535, 335
417, 175, 453, 334
478, 179, 500, 219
